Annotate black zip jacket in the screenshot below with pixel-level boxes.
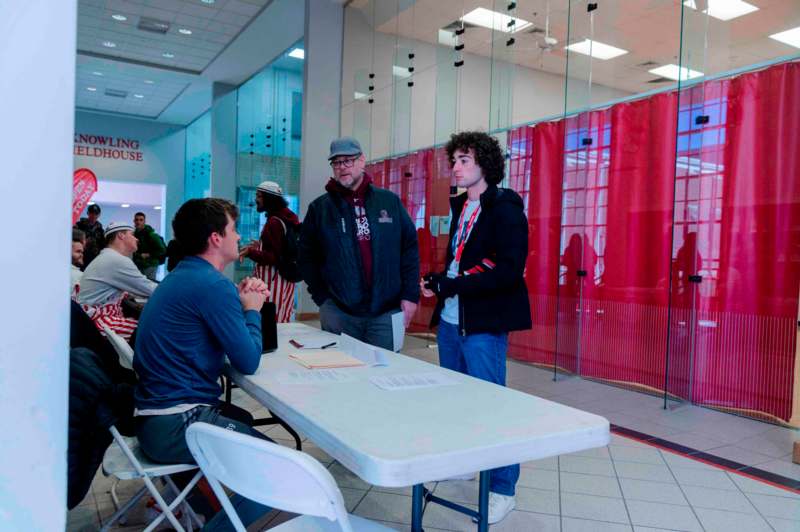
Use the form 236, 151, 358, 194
430, 185, 532, 335
299, 177, 420, 317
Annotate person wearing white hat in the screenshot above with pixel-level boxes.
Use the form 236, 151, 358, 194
239, 180, 301, 323
78, 221, 158, 339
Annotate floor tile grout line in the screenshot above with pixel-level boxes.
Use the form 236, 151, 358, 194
661, 447, 708, 532
607, 444, 635, 531
723, 470, 778, 532
557, 455, 563, 532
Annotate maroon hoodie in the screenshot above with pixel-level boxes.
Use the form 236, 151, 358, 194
247, 206, 300, 266
326, 174, 373, 287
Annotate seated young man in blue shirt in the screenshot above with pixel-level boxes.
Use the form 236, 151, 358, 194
134, 197, 271, 530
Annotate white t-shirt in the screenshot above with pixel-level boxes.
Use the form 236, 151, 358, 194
441, 200, 481, 325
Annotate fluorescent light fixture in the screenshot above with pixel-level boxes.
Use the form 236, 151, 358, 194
92, 71, 103, 76
201, 0, 215, 3
565, 39, 628, 60
770, 26, 800, 49
133, 94, 144, 98
288, 48, 304, 59
683, 0, 758, 21
87, 87, 97, 92
112, 14, 127, 21
144, 80, 154, 84
102, 41, 116, 48
178, 28, 192, 35
121, 204, 130, 208
393, 65, 411, 78
162, 52, 175, 58
438, 29, 458, 47
154, 205, 162, 210
648, 63, 704, 81
461, 7, 532, 34
354, 91, 367, 100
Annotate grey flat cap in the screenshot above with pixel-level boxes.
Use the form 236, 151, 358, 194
328, 136, 363, 160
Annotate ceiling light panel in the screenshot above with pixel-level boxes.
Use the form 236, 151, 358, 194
648, 64, 704, 81
460, 7, 532, 34
683, 0, 759, 21
288, 48, 304, 59
565, 39, 629, 60
770, 26, 800, 50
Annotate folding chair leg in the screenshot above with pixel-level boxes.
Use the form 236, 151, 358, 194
164, 474, 205, 529
99, 485, 148, 532
204, 474, 247, 532
143, 470, 203, 532
141, 475, 186, 532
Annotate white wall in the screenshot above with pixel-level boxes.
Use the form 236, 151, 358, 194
340, 8, 631, 161
0, 1, 76, 528
73, 111, 186, 239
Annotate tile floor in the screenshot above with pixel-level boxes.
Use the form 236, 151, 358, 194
67, 328, 800, 531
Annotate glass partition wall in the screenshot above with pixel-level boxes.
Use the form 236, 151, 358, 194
341, 0, 800, 427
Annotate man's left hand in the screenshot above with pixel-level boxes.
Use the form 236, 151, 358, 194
400, 299, 417, 328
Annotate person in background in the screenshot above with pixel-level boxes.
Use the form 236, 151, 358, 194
133, 212, 167, 281
134, 198, 272, 531
76, 204, 104, 268
78, 222, 157, 340
298, 137, 420, 350
239, 181, 300, 323
71, 229, 85, 296
421, 131, 531, 525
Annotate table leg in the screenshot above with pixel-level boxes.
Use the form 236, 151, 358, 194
477, 471, 490, 532
412, 484, 424, 532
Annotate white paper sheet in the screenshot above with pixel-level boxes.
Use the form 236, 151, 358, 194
276, 369, 356, 384
369, 372, 460, 391
339, 334, 390, 367
391, 311, 405, 352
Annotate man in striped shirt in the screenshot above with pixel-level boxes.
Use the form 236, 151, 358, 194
239, 181, 300, 323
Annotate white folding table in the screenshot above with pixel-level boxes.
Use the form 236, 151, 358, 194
227, 323, 609, 531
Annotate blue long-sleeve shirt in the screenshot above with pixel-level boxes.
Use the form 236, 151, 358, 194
134, 256, 262, 411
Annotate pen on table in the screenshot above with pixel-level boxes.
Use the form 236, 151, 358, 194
320, 342, 337, 349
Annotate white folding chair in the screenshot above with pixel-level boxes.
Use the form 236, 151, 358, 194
101, 324, 134, 370
185, 422, 393, 532
101, 426, 204, 532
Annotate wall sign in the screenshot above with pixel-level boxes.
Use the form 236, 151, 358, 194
74, 133, 143, 161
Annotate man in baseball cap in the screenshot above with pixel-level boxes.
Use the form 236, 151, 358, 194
297, 136, 420, 350
75, 203, 105, 267
78, 221, 157, 339
240, 180, 301, 322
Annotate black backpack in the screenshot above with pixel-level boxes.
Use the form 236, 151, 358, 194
276, 218, 302, 283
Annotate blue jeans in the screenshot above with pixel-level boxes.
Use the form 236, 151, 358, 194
436, 320, 520, 497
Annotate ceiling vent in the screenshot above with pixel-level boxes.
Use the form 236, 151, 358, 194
138, 17, 170, 34
637, 60, 659, 68
104, 88, 129, 98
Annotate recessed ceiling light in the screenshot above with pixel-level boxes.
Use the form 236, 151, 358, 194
86, 87, 97, 92
92, 71, 103, 76
112, 14, 127, 21
200, 0, 214, 3
102, 41, 117, 48
683, 0, 758, 21
162, 52, 175, 58
565, 39, 628, 60
770, 26, 800, 50
133, 94, 144, 98
121, 204, 130, 208
648, 63, 704, 81
144, 80, 154, 84
460, 7, 532, 34
288, 48, 304, 59
154, 205, 162, 210
178, 28, 192, 35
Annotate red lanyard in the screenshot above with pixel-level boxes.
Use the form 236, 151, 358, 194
453, 203, 481, 263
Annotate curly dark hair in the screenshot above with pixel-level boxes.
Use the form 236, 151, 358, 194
445, 131, 505, 186
172, 198, 239, 256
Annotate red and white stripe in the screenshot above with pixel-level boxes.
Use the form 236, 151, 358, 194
82, 292, 138, 341
254, 253, 295, 323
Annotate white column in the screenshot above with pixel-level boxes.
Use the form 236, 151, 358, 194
298, 0, 344, 314
210, 82, 239, 279
0, 1, 76, 528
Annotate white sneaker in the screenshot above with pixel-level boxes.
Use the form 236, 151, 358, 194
473, 493, 515, 525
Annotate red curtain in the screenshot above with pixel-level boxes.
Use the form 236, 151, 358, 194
366, 61, 800, 423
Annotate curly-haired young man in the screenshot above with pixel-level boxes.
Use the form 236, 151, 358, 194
421, 131, 531, 525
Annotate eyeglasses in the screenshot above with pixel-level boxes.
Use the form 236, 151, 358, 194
330, 156, 359, 169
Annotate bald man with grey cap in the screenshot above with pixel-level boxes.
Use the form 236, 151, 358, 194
298, 137, 420, 350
